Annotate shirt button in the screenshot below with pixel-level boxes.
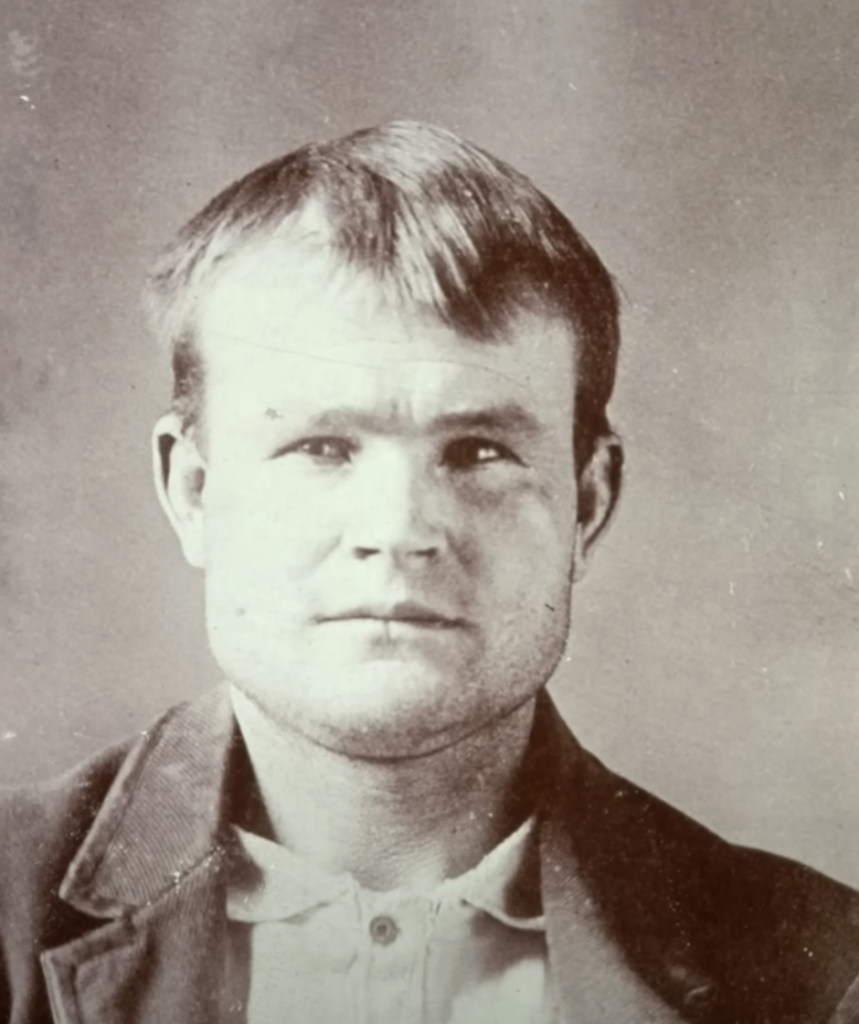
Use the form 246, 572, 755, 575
369, 915, 399, 945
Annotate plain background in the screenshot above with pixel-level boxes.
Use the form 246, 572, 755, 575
1, 0, 858, 885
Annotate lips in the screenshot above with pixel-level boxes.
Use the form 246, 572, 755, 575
319, 600, 465, 628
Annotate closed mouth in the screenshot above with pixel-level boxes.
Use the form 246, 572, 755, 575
320, 601, 465, 628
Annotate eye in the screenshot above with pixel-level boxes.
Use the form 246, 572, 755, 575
443, 437, 520, 470
289, 436, 354, 463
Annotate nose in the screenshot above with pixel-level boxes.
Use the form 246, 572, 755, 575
343, 448, 449, 566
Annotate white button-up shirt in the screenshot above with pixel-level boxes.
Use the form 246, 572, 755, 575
226, 817, 555, 1024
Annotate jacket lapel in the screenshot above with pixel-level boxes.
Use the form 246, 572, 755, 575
41, 850, 229, 1024
541, 813, 686, 1024
533, 692, 717, 1024
41, 686, 242, 1024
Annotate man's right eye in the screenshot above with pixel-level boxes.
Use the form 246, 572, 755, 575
290, 437, 353, 462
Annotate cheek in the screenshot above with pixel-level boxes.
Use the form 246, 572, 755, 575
469, 480, 576, 597
202, 467, 340, 580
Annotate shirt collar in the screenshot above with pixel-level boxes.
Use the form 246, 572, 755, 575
226, 815, 544, 931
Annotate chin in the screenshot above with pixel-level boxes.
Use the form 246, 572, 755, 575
248, 658, 489, 757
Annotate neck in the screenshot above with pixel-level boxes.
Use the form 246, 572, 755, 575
230, 688, 537, 891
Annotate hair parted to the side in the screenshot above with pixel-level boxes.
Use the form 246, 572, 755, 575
143, 120, 621, 472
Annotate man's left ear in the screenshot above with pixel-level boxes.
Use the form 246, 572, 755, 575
572, 433, 623, 583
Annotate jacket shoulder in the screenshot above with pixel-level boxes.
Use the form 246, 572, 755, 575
0, 695, 208, 879
0, 737, 133, 918
569, 747, 859, 1021
0, 691, 233, 1023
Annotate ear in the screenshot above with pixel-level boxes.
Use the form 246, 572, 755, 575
572, 433, 623, 583
152, 413, 207, 569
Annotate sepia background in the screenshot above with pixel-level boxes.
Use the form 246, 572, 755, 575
1, 0, 858, 884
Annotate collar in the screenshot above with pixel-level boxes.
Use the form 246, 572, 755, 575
226, 814, 544, 930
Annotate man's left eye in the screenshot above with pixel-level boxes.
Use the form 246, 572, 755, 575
444, 438, 519, 469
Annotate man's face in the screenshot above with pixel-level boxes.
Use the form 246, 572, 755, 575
167, 243, 605, 758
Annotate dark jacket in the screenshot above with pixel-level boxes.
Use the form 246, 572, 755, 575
1, 685, 859, 1024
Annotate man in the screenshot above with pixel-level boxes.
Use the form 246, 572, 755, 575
1, 120, 858, 1024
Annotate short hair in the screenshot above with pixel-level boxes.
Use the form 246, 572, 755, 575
144, 120, 621, 472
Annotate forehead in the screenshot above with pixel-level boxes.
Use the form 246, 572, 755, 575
195, 240, 577, 431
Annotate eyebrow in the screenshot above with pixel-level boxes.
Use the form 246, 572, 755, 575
298, 402, 543, 437
430, 404, 542, 436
